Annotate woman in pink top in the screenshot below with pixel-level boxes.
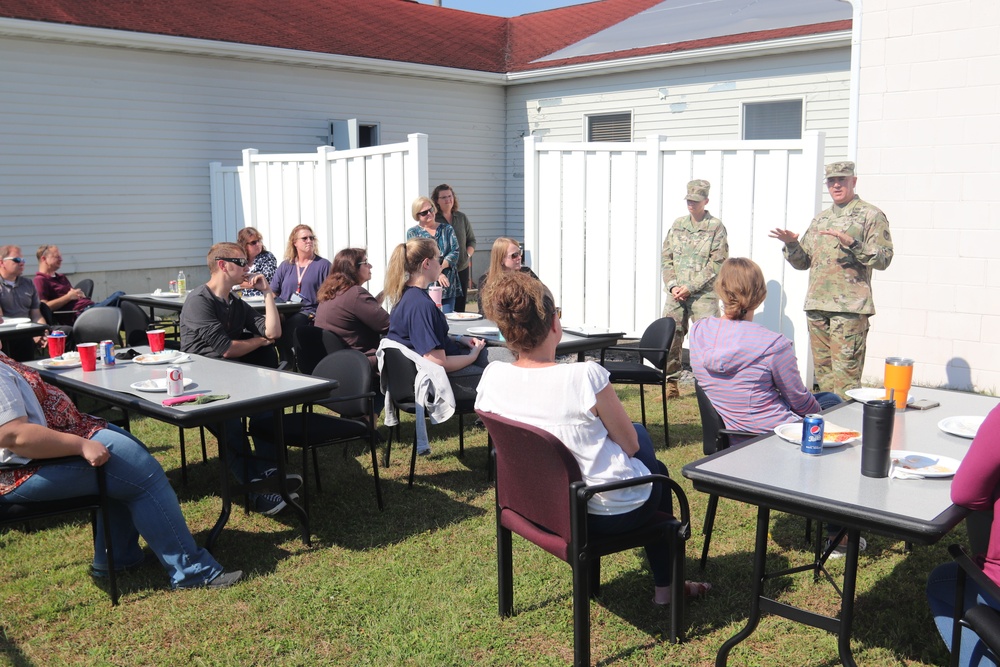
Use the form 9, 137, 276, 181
927, 404, 1000, 666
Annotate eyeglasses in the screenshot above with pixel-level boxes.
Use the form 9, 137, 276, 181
417, 208, 435, 217
1, 257, 25, 264
297, 235, 317, 242
216, 256, 248, 267
356, 260, 371, 267
506, 253, 521, 260
247, 239, 262, 247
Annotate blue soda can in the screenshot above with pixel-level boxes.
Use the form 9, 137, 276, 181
99, 340, 116, 366
801, 414, 824, 455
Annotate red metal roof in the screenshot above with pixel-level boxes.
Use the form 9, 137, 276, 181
0, 0, 848, 74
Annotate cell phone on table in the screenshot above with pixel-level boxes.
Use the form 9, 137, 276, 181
910, 399, 940, 410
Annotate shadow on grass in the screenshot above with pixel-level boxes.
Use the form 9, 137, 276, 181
0, 626, 36, 667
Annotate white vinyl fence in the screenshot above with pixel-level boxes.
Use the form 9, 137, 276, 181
209, 133, 428, 296
524, 132, 826, 381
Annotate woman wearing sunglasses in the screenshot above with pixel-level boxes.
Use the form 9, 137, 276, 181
236, 227, 276, 298
269, 224, 332, 363
475, 237, 538, 315
405, 196, 461, 314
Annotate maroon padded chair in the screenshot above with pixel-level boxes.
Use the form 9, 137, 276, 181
476, 410, 691, 667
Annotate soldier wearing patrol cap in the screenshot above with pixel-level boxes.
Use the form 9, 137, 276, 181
661, 179, 729, 398
769, 161, 894, 399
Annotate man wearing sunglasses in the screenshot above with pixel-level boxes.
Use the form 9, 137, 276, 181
179, 242, 298, 515
0, 245, 55, 361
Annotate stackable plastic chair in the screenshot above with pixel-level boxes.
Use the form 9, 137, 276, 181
0, 457, 118, 605
381, 347, 475, 488
292, 326, 346, 375
71, 306, 122, 346
249, 349, 383, 511
949, 544, 1000, 667
599, 317, 675, 442
74, 278, 95, 299
477, 409, 691, 666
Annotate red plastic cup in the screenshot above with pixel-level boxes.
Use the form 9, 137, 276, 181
146, 329, 166, 353
78, 342, 98, 371
47, 331, 67, 358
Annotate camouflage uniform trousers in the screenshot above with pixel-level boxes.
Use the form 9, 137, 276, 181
663, 290, 720, 378
806, 310, 870, 399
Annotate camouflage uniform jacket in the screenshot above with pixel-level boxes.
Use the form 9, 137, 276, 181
783, 196, 893, 315
661, 212, 729, 295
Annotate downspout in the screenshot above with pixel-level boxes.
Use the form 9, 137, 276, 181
843, 0, 862, 162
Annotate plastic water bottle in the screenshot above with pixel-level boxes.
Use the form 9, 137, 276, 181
177, 270, 186, 294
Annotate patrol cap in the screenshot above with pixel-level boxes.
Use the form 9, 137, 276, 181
685, 179, 710, 202
825, 161, 855, 178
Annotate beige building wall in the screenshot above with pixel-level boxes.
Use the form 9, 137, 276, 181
858, 0, 1000, 392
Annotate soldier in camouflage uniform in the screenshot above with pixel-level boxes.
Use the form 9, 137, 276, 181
661, 179, 729, 398
769, 161, 893, 399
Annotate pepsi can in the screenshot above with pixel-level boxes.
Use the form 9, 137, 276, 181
99, 340, 116, 366
801, 414, 824, 455
166, 365, 184, 397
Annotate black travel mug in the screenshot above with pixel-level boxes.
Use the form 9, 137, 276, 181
861, 399, 895, 478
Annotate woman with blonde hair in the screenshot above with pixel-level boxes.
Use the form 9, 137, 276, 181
237, 227, 277, 297
476, 270, 710, 605
269, 224, 332, 362
406, 196, 461, 313
475, 237, 538, 315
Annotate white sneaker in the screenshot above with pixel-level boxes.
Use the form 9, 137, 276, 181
826, 536, 867, 559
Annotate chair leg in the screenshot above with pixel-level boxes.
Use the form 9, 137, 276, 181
670, 532, 686, 644
497, 525, 514, 616
572, 561, 592, 667
368, 432, 385, 511
700, 494, 719, 570
589, 557, 601, 598
384, 423, 396, 468
311, 447, 322, 492
639, 385, 647, 429
199, 427, 208, 462
96, 469, 119, 606
408, 424, 419, 489
301, 447, 311, 515
661, 382, 669, 445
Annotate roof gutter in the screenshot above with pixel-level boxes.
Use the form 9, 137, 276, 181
0, 18, 507, 84
842, 0, 862, 162
505, 30, 852, 84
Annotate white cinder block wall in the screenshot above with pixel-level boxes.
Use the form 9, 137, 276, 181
858, 0, 1000, 393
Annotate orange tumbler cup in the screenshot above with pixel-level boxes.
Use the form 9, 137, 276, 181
884, 357, 914, 410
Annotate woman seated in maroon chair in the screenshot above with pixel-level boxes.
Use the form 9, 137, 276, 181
315, 248, 389, 370
475, 271, 709, 606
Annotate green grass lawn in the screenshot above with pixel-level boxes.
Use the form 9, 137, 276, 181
0, 387, 960, 666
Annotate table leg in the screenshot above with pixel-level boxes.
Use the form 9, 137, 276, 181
205, 421, 232, 554
837, 528, 861, 667
716, 506, 771, 666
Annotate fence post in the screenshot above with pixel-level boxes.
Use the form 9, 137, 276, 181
242, 148, 258, 231
523, 134, 538, 270
406, 133, 429, 205
641, 134, 666, 324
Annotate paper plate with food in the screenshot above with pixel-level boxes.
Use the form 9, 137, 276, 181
133, 351, 184, 365
774, 421, 861, 448
890, 451, 960, 478
446, 312, 482, 321
845, 387, 915, 405
39, 352, 82, 369
131, 377, 196, 393
938, 416, 986, 439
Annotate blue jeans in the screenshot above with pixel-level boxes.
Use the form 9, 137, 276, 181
588, 424, 674, 586
208, 417, 278, 484
0, 425, 222, 589
814, 391, 843, 411
927, 561, 1000, 666
441, 297, 456, 314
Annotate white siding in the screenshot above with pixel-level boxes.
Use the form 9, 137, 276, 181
505, 47, 852, 238
0, 35, 505, 290
858, 0, 1000, 392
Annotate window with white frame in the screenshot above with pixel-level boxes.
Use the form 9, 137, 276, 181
329, 119, 380, 149
742, 100, 803, 140
587, 112, 632, 142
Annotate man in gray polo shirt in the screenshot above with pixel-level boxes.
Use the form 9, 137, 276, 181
0, 245, 47, 361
